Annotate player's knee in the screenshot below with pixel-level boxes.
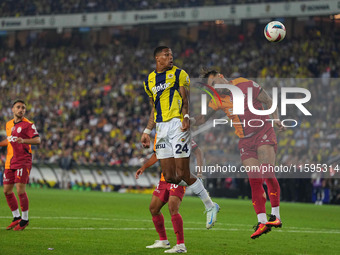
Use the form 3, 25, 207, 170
17, 190, 25, 195
149, 205, 160, 216
168, 204, 179, 216
164, 177, 178, 184
3, 190, 13, 196
163, 173, 178, 184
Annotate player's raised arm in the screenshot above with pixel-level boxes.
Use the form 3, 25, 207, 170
257, 87, 285, 132
141, 97, 155, 148
135, 153, 158, 179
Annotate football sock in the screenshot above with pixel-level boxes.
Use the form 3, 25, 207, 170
171, 214, 184, 245
271, 206, 280, 220
22, 210, 29, 221
249, 178, 266, 215
257, 213, 267, 224
263, 166, 280, 208
152, 214, 167, 241
19, 193, 29, 220
189, 179, 214, 209
5, 193, 19, 217
12, 211, 21, 219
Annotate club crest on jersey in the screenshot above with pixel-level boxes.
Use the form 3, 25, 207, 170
17, 127, 22, 133
168, 73, 174, 79
181, 138, 185, 142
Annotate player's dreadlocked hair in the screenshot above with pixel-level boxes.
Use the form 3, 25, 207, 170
154, 46, 169, 57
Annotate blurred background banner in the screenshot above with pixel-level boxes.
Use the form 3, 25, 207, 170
0, 1, 340, 30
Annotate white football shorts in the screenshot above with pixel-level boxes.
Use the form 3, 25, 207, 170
155, 118, 191, 159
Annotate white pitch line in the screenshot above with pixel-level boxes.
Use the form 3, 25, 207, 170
19, 227, 340, 234
0, 216, 339, 233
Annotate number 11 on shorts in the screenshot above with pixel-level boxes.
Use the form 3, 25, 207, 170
17, 168, 23, 177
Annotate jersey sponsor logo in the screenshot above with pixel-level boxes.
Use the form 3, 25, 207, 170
156, 144, 166, 149
17, 127, 22, 133
151, 82, 170, 95
7, 136, 18, 142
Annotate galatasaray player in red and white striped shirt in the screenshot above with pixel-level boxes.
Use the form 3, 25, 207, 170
0, 100, 41, 230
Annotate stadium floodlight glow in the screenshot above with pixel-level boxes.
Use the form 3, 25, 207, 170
333, 14, 340, 19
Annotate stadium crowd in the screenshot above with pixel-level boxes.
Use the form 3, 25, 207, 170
0, 25, 339, 203
1, 0, 311, 17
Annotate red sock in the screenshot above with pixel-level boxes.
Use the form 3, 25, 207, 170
261, 164, 280, 207
171, 214, 184, 244
19, 192, 29, 211
152, 214, 167, 241
5, 193, 19, 212
265, 177, 280, 207
249, 178, 266, 214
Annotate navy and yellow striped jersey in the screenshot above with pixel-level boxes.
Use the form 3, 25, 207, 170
144, 66, 190, 123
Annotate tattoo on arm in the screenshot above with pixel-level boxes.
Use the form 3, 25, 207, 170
180, 86, 189, 116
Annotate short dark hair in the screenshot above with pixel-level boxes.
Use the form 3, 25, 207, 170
201, 69, 219, 78
12, 99, 26, 107
154, 46, 169, 57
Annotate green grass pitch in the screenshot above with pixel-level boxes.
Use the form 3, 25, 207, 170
0, 187, 340, 255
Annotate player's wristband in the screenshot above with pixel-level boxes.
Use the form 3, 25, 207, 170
143, 128, 152, 135
184, 114, 190, 119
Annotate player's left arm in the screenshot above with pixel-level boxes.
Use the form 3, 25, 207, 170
179, 70, 190, 131
16, 136, 41, 145
135, 153, 158, 179
16, 123, 41, 144
257, 88, 285, 132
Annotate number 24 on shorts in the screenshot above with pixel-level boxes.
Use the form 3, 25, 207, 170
175, 144, 189, 154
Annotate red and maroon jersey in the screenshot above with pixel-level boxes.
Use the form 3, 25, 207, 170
5, 117, 39, 169
191, 139, 198, 152
209, 78, 271, 138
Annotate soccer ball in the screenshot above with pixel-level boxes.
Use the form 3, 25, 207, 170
264, 21, 286, 42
